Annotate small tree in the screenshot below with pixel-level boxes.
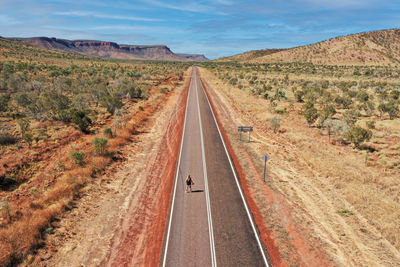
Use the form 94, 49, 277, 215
270, 115, 281, 133
303, 102, 318, 127
345, 127, 372, 149
331, 120, 350, 142
71, 110, 92, 133
386, 101, 399, 120
92, 137, 108, 155
319, 104, 336, 126
342, 109, 360, 126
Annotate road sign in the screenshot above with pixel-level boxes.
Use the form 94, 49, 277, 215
237, 126, 253, 132
261, 154, 270, 162
238, 126, 253, 142
261, 154, 270, 182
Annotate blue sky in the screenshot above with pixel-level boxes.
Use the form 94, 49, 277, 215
0, 0, 399, 59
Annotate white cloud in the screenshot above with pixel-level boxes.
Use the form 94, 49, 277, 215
141, 0, 211, 13
297, 0, 384, 9
54, 11, 162, 22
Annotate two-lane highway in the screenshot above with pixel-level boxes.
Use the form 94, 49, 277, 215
161, 67, 269, 266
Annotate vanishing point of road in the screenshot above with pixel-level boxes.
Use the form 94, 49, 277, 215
160, 67, 270, 266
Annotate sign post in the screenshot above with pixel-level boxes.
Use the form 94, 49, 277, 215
237, 126, 253, 142
261, 154, 270, 183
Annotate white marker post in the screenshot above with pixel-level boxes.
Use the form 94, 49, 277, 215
261, 154, 270, 183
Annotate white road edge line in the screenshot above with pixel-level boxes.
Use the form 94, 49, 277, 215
195, 70, 217, 267
161, 70, 192, 267
199, 77, 270, 267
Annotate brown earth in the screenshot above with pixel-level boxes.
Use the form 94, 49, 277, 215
219, 29, 400, 65
198, 67, 400, 266
17, 69, 191, 266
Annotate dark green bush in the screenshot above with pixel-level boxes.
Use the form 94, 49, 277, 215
0, 94, 10, 112
92, 137, 108, 155
70, 151, 85, 166
345, 127, 372, 148
71, 110, 92, 133
103, 127, 113, 138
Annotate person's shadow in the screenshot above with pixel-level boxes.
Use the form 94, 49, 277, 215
190, 189, 204, 193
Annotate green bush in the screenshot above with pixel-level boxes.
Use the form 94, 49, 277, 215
0, 131, 17, 145
22, 132, 33, 146
0, 94, 10, 112
343, 109, 360, 126
303, 102, 318, 127
71, 110, 92, 133
366, 120, 375, 129
92, 137, 108, 155
345, 126, 372, 148
70, 151, 85, 166
100, 94, 123, 114
17, 118, 30, 136
270, 115, 281, 133
103, 127, 113, 138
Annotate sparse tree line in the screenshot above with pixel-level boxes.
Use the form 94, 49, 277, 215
205, 62, 400, 150
0, 60, 186, 145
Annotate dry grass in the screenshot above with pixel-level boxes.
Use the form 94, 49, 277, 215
0, 90, 173, 265
200, 67, 400, 266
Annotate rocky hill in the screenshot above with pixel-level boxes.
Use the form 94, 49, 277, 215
219, 29, 400, 65
177, 53, 208, 61
10, 37, 208, 62
217, 49, 284, 62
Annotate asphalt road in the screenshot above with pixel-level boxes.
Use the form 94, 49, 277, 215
161, 67, 269, 267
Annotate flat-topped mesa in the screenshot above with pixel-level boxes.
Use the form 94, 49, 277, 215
73, 40, 120, 49
10, 36, 208, 62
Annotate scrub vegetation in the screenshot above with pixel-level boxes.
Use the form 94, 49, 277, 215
0, 37, 189, 265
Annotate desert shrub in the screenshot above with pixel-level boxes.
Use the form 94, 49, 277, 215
294, 90, 305, 102
22, 132, 33, 146
17, 118, 30, 136
319, 104, 336, 125
39, 90, 71, 121
70, 151, 85, 166
270, 115, 281, 133
378, 102, 399, 120
92, 137, 108, 155
103, 127, 113, 138
325, 119, 350, 142
0, 127, 17, 145
335, 96, 353, 109
100, 94, 123, 114
390, 90, 399, 100
0, 94, 10, 112
275, 108, 287, 114
366, 120, 376, 129
359, 101, 375, 116
345, 126, 372, 148
343, 109, 360, 126
303, 102, 318, 127
71, 109, 92, 133
13, 92, 44, 120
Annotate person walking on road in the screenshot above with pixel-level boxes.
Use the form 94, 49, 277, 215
185, 174, 194, 193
